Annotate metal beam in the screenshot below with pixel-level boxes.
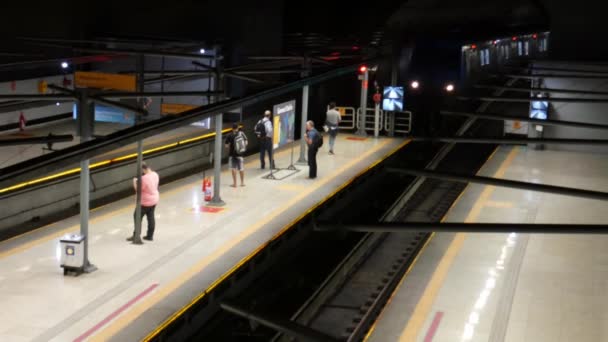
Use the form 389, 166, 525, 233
412, 136, 608, 145
0, 61, 369, 188
225, 59, 304, 72
457, 96, 608, 103
474, 85, 608, 96
503, 65, 608, 75
69, 46, 214, 60
96, 90, 224, 99
0, 134, 73, 146
385, 168, 608, 201
495, 73, 608, 80
248, 56, 304, 61
0, 94, 74, 101
220, 302, 341, 342
192, 61, 264, 84
316, 222, 608, 234
234, 69, 304, 75
440, 110, 608, 131
123, 70, 213, 76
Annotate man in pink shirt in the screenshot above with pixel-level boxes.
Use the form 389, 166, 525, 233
128, 163, 159, 242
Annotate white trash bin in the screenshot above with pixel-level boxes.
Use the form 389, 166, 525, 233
60, 234, 85, 275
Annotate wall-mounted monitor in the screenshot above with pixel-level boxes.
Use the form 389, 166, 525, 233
530, 101, 548, 120
382, 86, 404, 112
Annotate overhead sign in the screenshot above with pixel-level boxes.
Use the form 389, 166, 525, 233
161, 103, 197, 115
74, 71, 136, 91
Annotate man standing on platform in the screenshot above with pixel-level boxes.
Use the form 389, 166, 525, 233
325, 102, 341, 155
305, 120, 320, 179
255, 110, 275, 169
128, 162, 159, 242
225, 123, 247, 187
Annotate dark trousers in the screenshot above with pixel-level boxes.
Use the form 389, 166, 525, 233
259, 138, 274, 168
133, 205, 156, 238
308, 147, 318, 178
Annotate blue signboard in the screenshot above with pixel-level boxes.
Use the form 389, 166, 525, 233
73, 103, 136, 125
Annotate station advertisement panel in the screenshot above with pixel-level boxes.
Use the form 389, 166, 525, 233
272, 100, 296, 149
73, 103, 135, 125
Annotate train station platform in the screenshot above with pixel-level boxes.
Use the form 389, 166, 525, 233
366, 146, 608, 342
0, 134, 407, 342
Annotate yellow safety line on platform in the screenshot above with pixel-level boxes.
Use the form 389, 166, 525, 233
485, 200, 515, 208
397, 146, 519, 341
362, 145, 503, 341
91, 138, 409, 342
0, 129, 230, 195
0, 138, 300, 258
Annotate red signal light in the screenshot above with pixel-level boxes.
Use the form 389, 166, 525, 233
512, 36, 517, 41
532, 33, 538, 39
471, 44, 477, 49
359, 65, 368, 73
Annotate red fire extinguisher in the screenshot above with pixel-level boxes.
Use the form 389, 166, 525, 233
202, 177, 213, 202
18, 112, 26, 131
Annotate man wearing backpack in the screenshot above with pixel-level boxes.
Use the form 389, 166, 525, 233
255, 110, 275, 169
225, 123, 248, 187
305, 120, 321, 179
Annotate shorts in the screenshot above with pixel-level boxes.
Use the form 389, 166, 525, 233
229, 156, 244, 171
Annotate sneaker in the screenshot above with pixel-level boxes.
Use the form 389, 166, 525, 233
126, 236, 134, 241
143, 236, 153, 241
329, 150, 334, 155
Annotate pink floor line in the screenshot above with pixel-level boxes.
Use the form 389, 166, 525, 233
423, 311, 444, 342
73, 283, 159, 342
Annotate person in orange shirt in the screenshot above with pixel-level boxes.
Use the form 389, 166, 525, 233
128, 162, 159, 242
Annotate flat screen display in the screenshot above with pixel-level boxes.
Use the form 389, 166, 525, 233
530, 101, 548, 120
382, 86, 404, 112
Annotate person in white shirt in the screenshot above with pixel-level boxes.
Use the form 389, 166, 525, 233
255, 110, 275, 169
325, 102, 341, 155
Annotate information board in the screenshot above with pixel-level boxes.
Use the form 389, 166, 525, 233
73, 103, 135, 125
74, 71, 136, 91
272, 100, 296, 149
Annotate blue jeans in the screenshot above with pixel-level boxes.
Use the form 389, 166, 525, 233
328, 128, 338, 151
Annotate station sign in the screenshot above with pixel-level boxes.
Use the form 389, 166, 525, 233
161, 103, 197, 115
74, 71, 136, 91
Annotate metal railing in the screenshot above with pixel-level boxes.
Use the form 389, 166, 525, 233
336, 106, 356, 129
355, 107, 384, 131
385, 110, 412, 134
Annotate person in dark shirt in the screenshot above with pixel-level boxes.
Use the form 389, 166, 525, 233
225, 123, 247, 187
305, 120, 320, 179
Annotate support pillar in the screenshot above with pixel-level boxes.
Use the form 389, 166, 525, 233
297, 84, 309, 164
356, 70, 369, 136
132, 54, 145, 245
210, 112, 225, 206
78, 90, 97, 273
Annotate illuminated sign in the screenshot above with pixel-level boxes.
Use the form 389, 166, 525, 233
75, 71, 136, 91
161, 103, 197, 114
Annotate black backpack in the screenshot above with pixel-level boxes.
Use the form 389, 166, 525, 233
255, 120, 266, 138
315, 131, 323, 148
